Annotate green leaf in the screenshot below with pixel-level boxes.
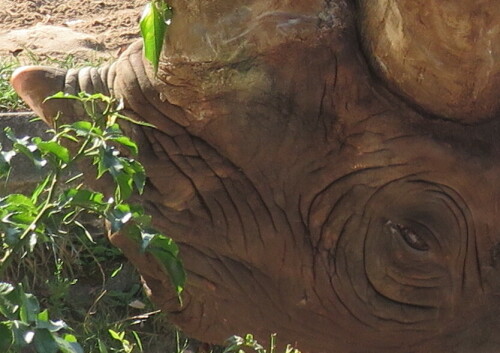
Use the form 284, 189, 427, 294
111, 136, 139, 155
37, 309, 49, 322
36, 317, 67, 333
81, 92, 113, 105
63, 334, 78, 343
40, 321, 67, 333
140, 1, 168, 73
69, 121, 103, 138
145, 235, 185, 295
108, 329, 125, 341
61, 189, 107, 212
3, 228, 26, 249
111, 264, 123, 278
0, 150, 15, 177
11, 321, 31, 348
4, 129, 47, 168
132, 330, 143, 352
45, 92, 81, 101
114, 172, 133, 201
0, 284, 21, 319
33, 328, 58, 353
128, 160, 146, 194
13, 141, 46, 169
7, 212, 36, 228
17, 287, 40, 323
0, 322, 14, 351
3, 194, 35, 209
3, 127, 19, 143
97, 146, 122, 178
97, 338, 109, 353
33, 139, 70, 163
106, 204, 133, 233
2, 285, 40, 324
104, 124, 123, 138
0, 282, 15, 295
55, 334, 84, 353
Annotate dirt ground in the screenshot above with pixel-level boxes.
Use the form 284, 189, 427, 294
0, 0, 148, 61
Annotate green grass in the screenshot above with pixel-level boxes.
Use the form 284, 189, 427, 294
0, 59, 27, 112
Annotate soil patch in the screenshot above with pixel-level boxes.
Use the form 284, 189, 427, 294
0, 0, 147, 60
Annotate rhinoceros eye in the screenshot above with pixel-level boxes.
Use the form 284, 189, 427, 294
386, 220, 429, 251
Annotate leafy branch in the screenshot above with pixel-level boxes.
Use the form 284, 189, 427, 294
0, 92, 185, 353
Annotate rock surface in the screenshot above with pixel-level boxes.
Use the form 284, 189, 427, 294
0, 25, 109, 61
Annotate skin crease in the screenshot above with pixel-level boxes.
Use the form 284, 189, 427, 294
9, 1, 500, 352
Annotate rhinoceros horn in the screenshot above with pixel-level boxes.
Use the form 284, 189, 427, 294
358, 0, 500, 124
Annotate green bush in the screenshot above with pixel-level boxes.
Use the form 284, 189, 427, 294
0, 92, 184, 352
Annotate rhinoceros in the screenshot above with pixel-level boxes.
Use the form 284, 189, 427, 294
10, 1, 500, 352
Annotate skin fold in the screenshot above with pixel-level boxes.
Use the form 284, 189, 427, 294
10, 1, 500, 352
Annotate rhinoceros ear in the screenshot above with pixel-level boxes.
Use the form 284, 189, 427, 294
11, 65, 110, 126
357, 0, 500, 124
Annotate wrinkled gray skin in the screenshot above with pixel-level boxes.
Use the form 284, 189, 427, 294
11, 1, 500, 352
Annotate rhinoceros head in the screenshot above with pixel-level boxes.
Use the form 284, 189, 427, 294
11, 1, 500, 352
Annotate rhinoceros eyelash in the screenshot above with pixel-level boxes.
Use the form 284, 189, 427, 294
385, 220, 430, 252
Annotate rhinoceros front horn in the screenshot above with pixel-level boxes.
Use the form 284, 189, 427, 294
358, 0, 500, 124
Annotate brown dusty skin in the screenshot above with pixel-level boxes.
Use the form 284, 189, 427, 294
11, 1, 500, 352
